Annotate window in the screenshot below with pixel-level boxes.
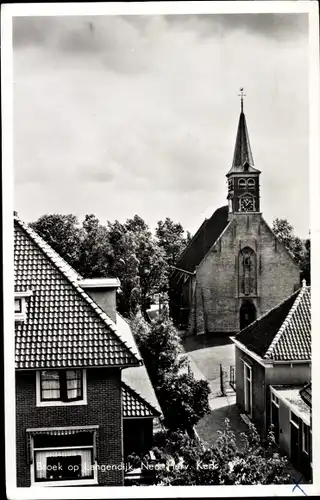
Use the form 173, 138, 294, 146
228, 179, 234, 190
37, 370, 87, 406
290, 411, 299, 427
239, 247, 257, 296
31, 430, 97, 485
243, 361, 252, 417
14, 291, 33, 321
271, 392, 279, 406
302, 422, 311, 455
247, 178, 255, 188
238, 178, 246, 189
14, 298, 22, 313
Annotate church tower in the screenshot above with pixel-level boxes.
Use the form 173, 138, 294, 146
170, 89, 301, 336
226, 89, 261, 218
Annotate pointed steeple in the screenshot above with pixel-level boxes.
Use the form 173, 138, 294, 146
232, 111, 254, 169
226, 90, 261, 216
227, 90, 259, 176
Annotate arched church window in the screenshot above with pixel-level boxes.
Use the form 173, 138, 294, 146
238, 178, 246, 189
239, 247, 257, 296
247, 178, 255, 188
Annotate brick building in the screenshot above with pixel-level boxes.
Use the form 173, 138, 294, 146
170, 97, 301, 335
233, 283, 311, 479
14, 215, 161, 487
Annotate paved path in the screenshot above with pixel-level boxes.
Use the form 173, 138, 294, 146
179, 333, 249, 442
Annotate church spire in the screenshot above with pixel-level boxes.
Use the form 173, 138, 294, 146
231, 88, 254, 170
226, 90, 261, 216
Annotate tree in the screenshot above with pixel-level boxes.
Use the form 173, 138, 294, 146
131, 305, 210, 433
127, 420, 291, 486
272, 218, 305, 267
156, 218, 189, 268
30, 214, 82, 269
77, 214, 112, 278
105, 220, 141, 317
301, 238, 311, 285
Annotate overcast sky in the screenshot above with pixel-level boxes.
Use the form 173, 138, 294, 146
13, 13, 309, 238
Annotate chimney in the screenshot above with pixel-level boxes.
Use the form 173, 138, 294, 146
79, 278, 120, 323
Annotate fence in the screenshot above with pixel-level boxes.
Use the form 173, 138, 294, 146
229, 365, 236, 391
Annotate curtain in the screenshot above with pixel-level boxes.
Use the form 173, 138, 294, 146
40, 371, 60, 400
66, 370, 82, 400
34, 449, 93, 480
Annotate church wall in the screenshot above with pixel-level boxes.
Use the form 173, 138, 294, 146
257, 219, 301, 316
192, 214, 301, 335
194, 220, 238, 334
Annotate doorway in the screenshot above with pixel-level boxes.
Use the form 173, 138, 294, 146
240, 301, 256, 331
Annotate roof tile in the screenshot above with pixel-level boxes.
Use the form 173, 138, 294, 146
14, 218, 140, 369
236, 285, 311, 362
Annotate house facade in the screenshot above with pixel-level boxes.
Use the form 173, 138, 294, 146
269, 383, 312, 480
233, 283, 311, 477
170, 98, 300, 335
14, 215, 161, 487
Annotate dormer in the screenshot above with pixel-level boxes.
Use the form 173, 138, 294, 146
15, 290, 33, 322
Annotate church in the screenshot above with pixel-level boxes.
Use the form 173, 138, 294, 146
170, 93, 301, 336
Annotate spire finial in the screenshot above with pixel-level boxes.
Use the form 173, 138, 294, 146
238, 87, 246, 113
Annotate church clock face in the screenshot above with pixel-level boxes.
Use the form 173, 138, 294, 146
239, 197, 254, 212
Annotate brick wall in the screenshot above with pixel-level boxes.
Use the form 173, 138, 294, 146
16, 368, 123, 487
191, 213, 301, 335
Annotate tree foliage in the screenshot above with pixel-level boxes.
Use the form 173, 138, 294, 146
272, 218, 310, 284
131, 305, 210, 433
30, 212, 173, 317
30, 214, 82, 269
156, 217, 189, 268
127, 420, 291, 486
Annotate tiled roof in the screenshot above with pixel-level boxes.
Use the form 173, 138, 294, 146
235, 285, 311, 361
14, 216, 141, 369
118, 313, 162, 417
300, 382, 312, 408
122, 383, 161, 418
172, 206, 230, 274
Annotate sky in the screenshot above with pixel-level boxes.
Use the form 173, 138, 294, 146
13, 12, 310, 238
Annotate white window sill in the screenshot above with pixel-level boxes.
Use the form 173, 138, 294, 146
36, 400, 87, 408
32, 478, 98, 487
15, 313, 26, 322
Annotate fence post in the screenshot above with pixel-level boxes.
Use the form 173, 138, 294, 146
220, 364, 225, 396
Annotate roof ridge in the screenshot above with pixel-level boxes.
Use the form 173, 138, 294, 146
122, 381, 162, 417
264, 286, 306, 360
14, 214, 83, 282
14, 215, 141, 365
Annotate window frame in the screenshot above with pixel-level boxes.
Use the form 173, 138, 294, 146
14, 298, 22, 313
247, 178, 255, 188
290, 411, 300, 428
14, 291, 33, 322
30, 430, 98, 486
36, 370, 87, 407
242, 360, 253, 418
302, 421, 310, 455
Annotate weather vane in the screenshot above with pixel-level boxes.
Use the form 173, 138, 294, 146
238, 87, 246, 113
